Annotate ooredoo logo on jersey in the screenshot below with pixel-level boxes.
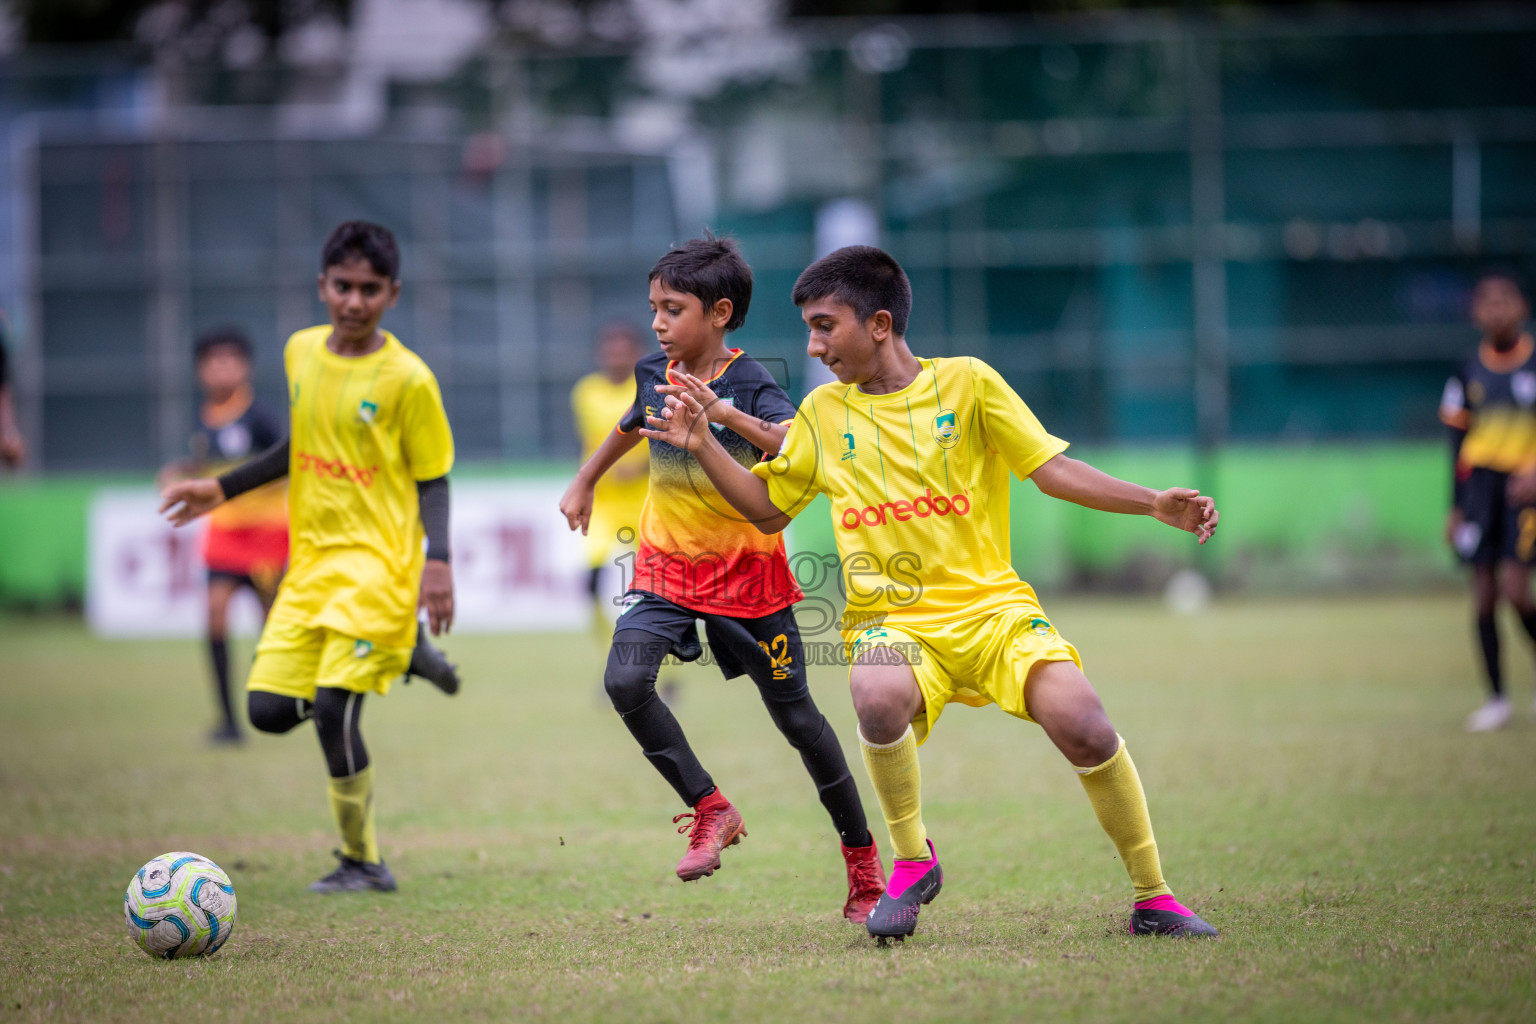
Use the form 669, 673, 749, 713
840, 488, 971, 529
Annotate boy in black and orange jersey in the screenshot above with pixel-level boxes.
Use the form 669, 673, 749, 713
645, 246, 1220, 942
158, 329, 288, 745
1441, 272, 1536, 732
559, 236, 884, 923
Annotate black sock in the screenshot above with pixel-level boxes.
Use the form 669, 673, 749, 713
1519, 609, 1536, 648
766, 698, 872, 848
617, 693, 715, 806
208, 638, 238, 731
1477, 613, 1504, 697
605, 630, 715, 806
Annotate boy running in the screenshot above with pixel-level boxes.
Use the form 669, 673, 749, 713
1441, 272, 1536, 732
161, 221, 457, 893
559, 235, 885, 922
643, 245, 1220, 940
158, 328, 288, 745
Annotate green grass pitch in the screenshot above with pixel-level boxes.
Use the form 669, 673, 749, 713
2, 594, 1534, 1022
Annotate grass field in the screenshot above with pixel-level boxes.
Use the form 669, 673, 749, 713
2, 594, 1534, 1022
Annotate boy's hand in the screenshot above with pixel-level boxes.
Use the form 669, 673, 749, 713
1507, 472, 1536, 505
559, 479, 595, 535
1445, 507, 1466, 547
1152, 487, 1219, 544
641, 393, 711, 452
160, 478, 226, 526
420, 560, 454, 635
656, 374, 727, 423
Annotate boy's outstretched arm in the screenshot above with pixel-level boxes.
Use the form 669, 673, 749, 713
1030, 453, 1219, 544
160, 437, 290, 526
559, 427, 644, 534
641, 391, 791, 535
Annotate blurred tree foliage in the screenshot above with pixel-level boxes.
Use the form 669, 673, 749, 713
19, 0, 354, 45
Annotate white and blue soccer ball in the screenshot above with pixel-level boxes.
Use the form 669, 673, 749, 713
124, 852, 237, 959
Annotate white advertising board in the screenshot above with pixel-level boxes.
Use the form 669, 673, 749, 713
86, 479, 591, 637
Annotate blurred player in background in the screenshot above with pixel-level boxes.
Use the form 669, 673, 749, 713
161, 221, 457, 893
1441, 271, 1536, 732
158, 329, 288, 745
570, 323, 682, 703
0, 312, 25, 468
646, 246, 1220, 941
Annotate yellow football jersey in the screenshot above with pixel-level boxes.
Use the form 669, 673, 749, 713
571, 370, 649, 551
270, 326, 455, 648
752, 356, 1067, 630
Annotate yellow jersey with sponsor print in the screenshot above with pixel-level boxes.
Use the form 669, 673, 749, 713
272, 326, 455, 647
571, 370, 650, 561
751, 356, 1067, 630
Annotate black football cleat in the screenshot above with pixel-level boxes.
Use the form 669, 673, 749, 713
866, 840, 942, 944
1130, 898, 1219, 937
406, 630, 460, 695
309, 850, 397, 893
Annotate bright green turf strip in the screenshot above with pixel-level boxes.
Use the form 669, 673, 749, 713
1, 595, 1533, 1022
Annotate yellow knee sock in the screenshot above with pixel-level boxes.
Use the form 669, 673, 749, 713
327, 766, 380, 865
859, 726, 929, 861
1075, 736, 1172, 902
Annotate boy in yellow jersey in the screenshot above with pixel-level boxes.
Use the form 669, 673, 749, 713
644, 245, 1221, 940
1441, 272, 1536, 732
160, 221, 456, 893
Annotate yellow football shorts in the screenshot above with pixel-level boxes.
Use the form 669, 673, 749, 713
246, 618, 412, 700
846, 604, 1081, 745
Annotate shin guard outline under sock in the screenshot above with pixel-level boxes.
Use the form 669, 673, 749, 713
1075, 735, 1172, 903
859, 725, 928, 862
327, 766, 380, 864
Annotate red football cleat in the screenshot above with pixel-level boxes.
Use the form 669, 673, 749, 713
672, 790, 747, 881
841, 839, 885, 924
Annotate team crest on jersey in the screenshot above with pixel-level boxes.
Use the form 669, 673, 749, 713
353, 639, 373, 659
840, 432, 857, 461
357, 400, 378, 424
709, 396, 736, 431
1027, 616, 1054, 637
932, 410, 960, 449
1514, 371, 1536, 407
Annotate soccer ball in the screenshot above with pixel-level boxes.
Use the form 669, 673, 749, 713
123, 852, 237, 959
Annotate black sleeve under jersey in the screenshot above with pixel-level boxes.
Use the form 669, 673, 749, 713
617, 352, 665, 433
417, 476, 450, 562
218, 437, 290, 499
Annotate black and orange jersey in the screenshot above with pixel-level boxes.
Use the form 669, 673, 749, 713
192, 386, 287, 530
617, 348, 802, 616
1441, 335, 1536, 475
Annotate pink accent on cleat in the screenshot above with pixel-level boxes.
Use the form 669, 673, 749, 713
1135, 894, 1194, 916
886, 841, 939, 899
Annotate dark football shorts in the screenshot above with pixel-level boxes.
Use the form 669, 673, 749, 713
1454, 467, 1536, 566
612, 590, 809, 699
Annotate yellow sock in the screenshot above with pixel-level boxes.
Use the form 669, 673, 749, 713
327, 766, 380, 865
1075, 735, 1172, 902
859, 726, 929, 861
